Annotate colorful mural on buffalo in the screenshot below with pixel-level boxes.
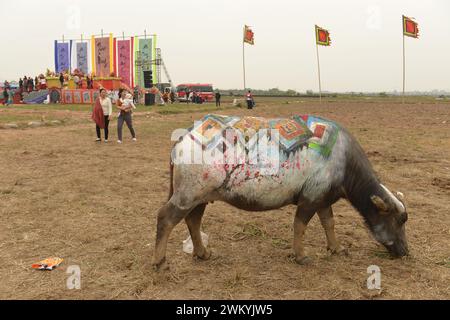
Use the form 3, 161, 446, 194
186, 114, 340, 161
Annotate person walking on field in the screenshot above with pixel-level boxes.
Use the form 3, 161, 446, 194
3, 88, 8, 105
215, 90, 221, 107
91, 88, 113, 143
246, 90, 254, 109
116, 89, 137, 144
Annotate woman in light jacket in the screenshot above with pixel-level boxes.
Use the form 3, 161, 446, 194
92, 88, 113, 142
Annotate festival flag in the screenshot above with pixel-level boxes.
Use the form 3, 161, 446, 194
403, 15, 419, 38
91, 35, 96, 76
134, 36, 139, 87
109, 34, 114, 75
153, 35, 157, 84
117, 39, 132, 87
55, 41, 71, 73
94, 37, 111, 77
242, 25, 254, 90
243, 25, 254, 45
130, 37, 134, 88
75, 42, 89, 74
113, 37, 117, 76
138, 38, 152, 88
401, 15, 419, 104
315, 25, 331, 46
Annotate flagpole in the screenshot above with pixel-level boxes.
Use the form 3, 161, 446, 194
243, 27, 247, 91
316, 43, 322, 103
402, 34, 405, 104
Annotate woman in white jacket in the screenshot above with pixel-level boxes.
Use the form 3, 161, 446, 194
96, 88, 113, 142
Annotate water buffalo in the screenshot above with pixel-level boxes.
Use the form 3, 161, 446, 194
153, 114, 408, 269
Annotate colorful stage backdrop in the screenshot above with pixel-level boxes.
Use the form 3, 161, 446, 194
55, 34, 158, 88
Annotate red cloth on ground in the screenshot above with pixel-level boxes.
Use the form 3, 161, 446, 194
91, 97, 105, 129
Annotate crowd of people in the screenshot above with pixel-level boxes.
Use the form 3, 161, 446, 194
57, 73, 94, 89
19, 76, 47, 92
185, 90, 206, 104
2, 76, 49, 105
61, 72, 94, 89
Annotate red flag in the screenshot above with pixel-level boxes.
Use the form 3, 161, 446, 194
315, 25, 331, 46
403, 15, 419, 38
244, 25, 254, 45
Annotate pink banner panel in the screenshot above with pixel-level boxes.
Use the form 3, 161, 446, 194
95, 37, 111, 77
117, 40, 131, 87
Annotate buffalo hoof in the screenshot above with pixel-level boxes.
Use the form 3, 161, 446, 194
295, 256, 312, 265
194, 248, 211, 261
152, 258, 169, 272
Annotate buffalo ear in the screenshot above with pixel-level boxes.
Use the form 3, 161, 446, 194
370, 195, 390, 213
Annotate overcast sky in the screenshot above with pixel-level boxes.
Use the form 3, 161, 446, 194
1, 0, 449, 92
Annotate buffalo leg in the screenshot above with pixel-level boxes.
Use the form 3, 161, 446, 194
293, 206, 316, 265
185, 203, 211, 260
153, 201, 191, 269
317, 206, 346, 254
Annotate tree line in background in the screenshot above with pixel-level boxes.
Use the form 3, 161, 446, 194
218, 88, 449, 98
220, 88, 336, 97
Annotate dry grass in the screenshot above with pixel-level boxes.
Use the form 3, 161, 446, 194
0, 98, 449, 300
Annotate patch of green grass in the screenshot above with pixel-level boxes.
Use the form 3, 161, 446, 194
232, 223, 290, 250
371, 249, 391, 259
435, 257, 450, 268
0, 104, 91, 112
1, 103, 239, 120
149, 103, 239, 115
242, 223, 267, 238
0, 114, 43, 123
230, 223, 267, 241
0, 114, 72, 127
271, 237, 290, 249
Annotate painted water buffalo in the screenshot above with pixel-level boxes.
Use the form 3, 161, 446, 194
153, 114, 408, 269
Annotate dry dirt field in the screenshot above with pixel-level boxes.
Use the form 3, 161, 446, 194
0, 97, 449, 299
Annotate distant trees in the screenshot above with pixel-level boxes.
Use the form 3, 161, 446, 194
220, 88, 301, 96
286, 89, 297, 96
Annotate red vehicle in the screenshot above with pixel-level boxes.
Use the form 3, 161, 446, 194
176, 83, 214, 102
